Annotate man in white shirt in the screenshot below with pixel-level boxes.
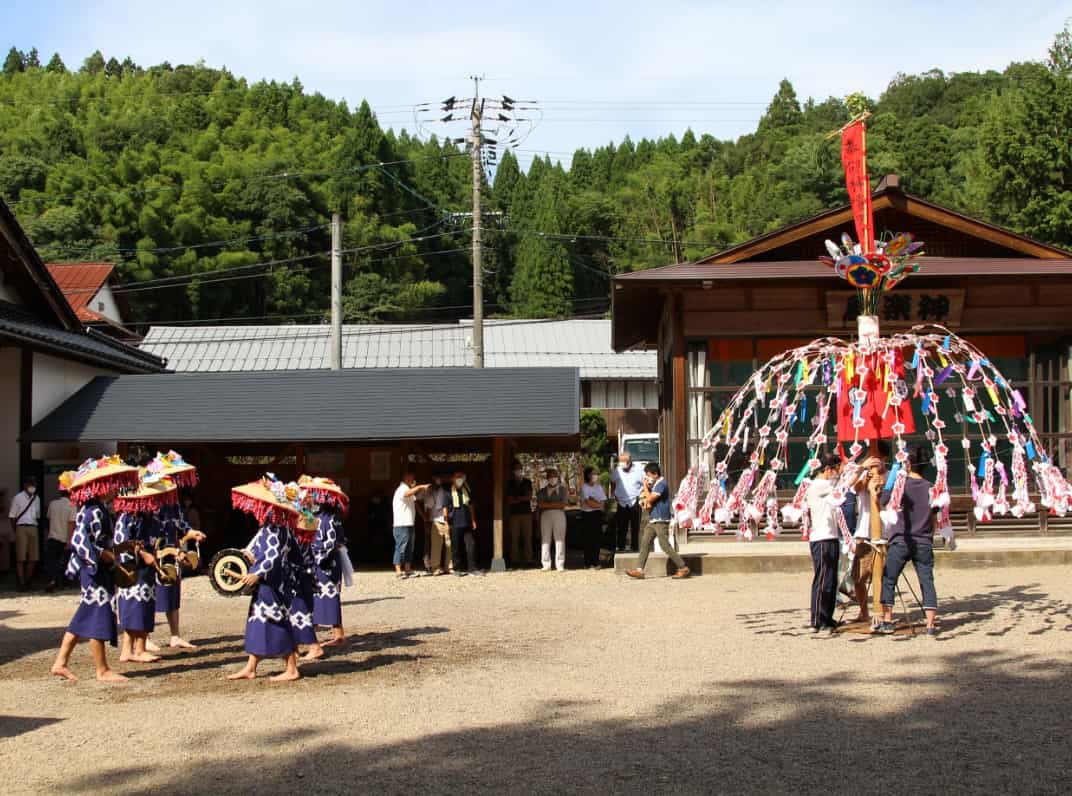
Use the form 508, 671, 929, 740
8, 476, 41, 591
609, 453, 645, 551
45, 489, 76, 592
392, 472, 429, 578
806, 453, 843, 637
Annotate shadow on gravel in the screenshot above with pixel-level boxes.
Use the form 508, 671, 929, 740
0, 715, 63, 739
65, 649, 1068, 794
735, 582, 1072, 640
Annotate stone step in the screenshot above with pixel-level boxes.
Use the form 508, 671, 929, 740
614, 537, 1072, 577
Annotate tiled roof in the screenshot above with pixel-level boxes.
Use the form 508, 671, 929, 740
26, 368, 580, 443
141, 319, 657, 379
45, 263, 115, 321
0, 300, 164, 373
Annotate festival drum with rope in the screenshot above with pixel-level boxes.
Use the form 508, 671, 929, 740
208, 548, 254, 597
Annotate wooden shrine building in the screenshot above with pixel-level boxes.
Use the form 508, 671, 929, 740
611, 175, 1072, 535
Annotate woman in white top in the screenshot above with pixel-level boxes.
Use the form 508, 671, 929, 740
806, 452, 843, 636
537, 469, 569, 571
579, 467, 607, 569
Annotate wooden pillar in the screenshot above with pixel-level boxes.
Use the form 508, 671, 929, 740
18, 347, 32, 483
491, 435, 507, 572
671, 292, 688, 487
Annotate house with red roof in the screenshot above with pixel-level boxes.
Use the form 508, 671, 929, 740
45, 262, 139, 343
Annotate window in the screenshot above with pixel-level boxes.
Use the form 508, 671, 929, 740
585, 380, 658, 409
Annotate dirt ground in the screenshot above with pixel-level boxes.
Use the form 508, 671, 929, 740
0, 564, 1070, 795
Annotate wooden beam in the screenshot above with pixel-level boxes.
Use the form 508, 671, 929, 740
491, 435, 506, 572
708, 197, 894, 264
19, 347, 32, 482
904, 198, 1067, 259
671, 293, 688, 486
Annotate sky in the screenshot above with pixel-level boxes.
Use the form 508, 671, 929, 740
6, 0, 1071, 170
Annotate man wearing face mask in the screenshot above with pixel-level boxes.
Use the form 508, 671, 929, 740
610, 452, 645, 552
9, 476, 41, 590
506, 460, 534, 568
537, 468, 569, 571
448, 470, 480, 576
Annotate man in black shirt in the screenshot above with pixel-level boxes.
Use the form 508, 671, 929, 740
505, 461, 534, 568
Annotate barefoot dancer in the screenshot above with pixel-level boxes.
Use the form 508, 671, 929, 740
228, 476, 303, 681
290, 515, 324, 662
50, 457, 140, 682
146, 452, 204, 652
299, 476, 350, 646
114, 478, 176, 664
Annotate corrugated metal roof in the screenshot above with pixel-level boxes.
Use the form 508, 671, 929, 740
614, 257, 1072, 282
25, 367, 580, 443
141, 319, 656, 379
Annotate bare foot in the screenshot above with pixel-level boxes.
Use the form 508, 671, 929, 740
96, 670, 129, 683
270, 670, 300, 682
299, 647, 325, 662
322, 637, 346, 648
145, 640, 161, 652
131, 652, 161, 663
169, 637, 197, 651
227, 668, 257, 680
50, 664, 78, 681
119, 654, 134, 663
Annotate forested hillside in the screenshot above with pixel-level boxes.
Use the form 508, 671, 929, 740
1, 26, 1070, 325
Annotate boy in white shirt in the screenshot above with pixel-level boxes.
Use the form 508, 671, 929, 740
806, 453, 843, 636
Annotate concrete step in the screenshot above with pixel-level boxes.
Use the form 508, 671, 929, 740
614, 536, 1072, 576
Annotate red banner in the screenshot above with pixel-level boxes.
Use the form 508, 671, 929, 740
841, 120, 873, 253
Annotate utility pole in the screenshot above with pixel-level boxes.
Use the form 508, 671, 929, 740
330, 212, 342, 370
470, 75, 485, 368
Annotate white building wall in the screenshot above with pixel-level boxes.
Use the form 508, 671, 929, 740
90, 285, 123, 324
30, 353, 116, 467
0, 347, 20, 499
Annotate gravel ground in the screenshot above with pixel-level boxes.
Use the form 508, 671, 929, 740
0, 565, 1070, 795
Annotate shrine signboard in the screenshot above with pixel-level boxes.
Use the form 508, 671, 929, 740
826, 289, 965, 330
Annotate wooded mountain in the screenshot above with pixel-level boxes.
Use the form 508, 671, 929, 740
1, 26, 1070, 326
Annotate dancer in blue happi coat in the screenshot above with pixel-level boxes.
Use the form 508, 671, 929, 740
228, 477, 301, 681
312, 506, 346, 645
146, 451, 205, 652
114, 478, 176, 664
289, 516, 325, 661
298, 475, 351, 647
50, 456, 140, 682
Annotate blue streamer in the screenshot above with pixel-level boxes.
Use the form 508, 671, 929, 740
977, 450, 990, 478
942, 335, 951, 352
884, 463, 901, 491
921, 393, 932, 415
1026, 441, 1037, 460
910, 348, 920, 369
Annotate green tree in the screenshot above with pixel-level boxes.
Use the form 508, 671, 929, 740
3, 47, 24, 76
510, 176, 574, 317
45, 52, 66, 73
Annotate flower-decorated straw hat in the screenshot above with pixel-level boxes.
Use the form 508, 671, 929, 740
112, 474, 179, 515
145, 450, 198, 489
61, 454, 140, 506
231, 473, 303, 528
297, 475, 350, 516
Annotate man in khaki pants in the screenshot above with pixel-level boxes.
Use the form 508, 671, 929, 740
8, 476, 41, 590
428, 473, 453, 575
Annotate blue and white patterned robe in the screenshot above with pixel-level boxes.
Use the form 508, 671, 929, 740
287, 527, 318, 645
155, 503, 189, 613
114, 511, 159, 633
311, 509, 343, 627
66, 500, 118, 644
244, 523, 296, 657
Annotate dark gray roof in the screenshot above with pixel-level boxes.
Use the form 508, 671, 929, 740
25, 367, 580, 443
0, 300, 164, 374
